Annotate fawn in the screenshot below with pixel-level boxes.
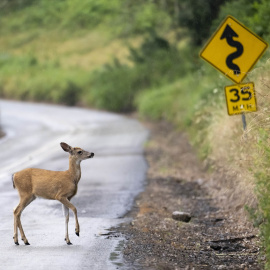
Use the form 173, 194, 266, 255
12, 142, 94, 245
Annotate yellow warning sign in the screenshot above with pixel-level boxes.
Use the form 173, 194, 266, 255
225, 82, 257, 115
200, 16, 268, 84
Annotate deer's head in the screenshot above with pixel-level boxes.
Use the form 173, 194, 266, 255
60, 142, 94, 161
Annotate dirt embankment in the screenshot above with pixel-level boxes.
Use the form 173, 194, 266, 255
118, 121, 263, 269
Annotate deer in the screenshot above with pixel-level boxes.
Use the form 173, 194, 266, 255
12, 142, 94, 245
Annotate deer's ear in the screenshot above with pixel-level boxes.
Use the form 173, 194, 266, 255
60, 142, 72, 153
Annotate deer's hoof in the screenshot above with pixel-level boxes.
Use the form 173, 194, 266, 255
75, 232, 79, 237
14, 241, 19, 245
67, 241, 73, 245
25, 242, 30, 245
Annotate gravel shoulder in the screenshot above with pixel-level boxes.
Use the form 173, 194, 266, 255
118, 120, 263, 269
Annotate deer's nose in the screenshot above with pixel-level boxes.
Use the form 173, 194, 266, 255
89, 153, 94, 158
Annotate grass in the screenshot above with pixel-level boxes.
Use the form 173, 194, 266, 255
0, 26, 137, 106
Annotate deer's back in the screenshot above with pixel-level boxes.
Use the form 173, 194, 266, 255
13, 168, 76, 200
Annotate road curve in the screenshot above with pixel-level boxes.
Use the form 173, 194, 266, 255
0, 100, 148, 269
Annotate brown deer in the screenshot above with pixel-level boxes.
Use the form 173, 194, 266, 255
12, 142, 94, 245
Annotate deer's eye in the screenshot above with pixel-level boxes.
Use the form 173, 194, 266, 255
78, 151, 82, 155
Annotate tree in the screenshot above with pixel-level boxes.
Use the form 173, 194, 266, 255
178, 0, 226, 45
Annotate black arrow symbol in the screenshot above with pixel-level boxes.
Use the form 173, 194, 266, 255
220, 24, 243, 75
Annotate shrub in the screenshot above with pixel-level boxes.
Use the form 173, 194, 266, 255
86, 33, 196, 112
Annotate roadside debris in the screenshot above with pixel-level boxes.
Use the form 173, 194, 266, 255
172, 211, 191, 222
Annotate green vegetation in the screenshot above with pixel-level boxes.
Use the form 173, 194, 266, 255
1, 0, 270, 267
239, 61, 270, 268
0, 0, 225, 110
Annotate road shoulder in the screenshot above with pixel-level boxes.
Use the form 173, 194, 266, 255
118, 120, 262, 269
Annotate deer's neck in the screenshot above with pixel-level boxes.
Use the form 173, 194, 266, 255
68, 156, 81, 184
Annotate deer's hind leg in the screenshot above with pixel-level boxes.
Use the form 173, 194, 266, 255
13, 194, 35, 245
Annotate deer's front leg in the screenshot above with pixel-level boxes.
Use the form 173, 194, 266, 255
62, 205, 72, 245
13, 211, 19, 245
59, 197, 80, 241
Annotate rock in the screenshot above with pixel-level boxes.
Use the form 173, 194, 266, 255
195, 178, 204, 185
217, 265, 227, 269
172, 211, 191, 222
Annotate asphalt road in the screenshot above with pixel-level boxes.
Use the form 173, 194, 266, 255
0, 100, 148, 269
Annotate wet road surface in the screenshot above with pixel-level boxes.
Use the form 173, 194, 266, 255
0, 100, 148, 269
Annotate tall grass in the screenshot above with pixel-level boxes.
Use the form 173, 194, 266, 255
238, 61, 270, 268
190, 59, 270, 268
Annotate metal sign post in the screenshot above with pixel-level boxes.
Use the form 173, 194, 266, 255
242, 114, 247, 131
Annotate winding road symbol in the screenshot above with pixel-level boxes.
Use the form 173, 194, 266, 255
200, 16, 268, 84
220, 24, 243, 75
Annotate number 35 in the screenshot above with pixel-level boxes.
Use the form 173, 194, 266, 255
230, 87, 252, 102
